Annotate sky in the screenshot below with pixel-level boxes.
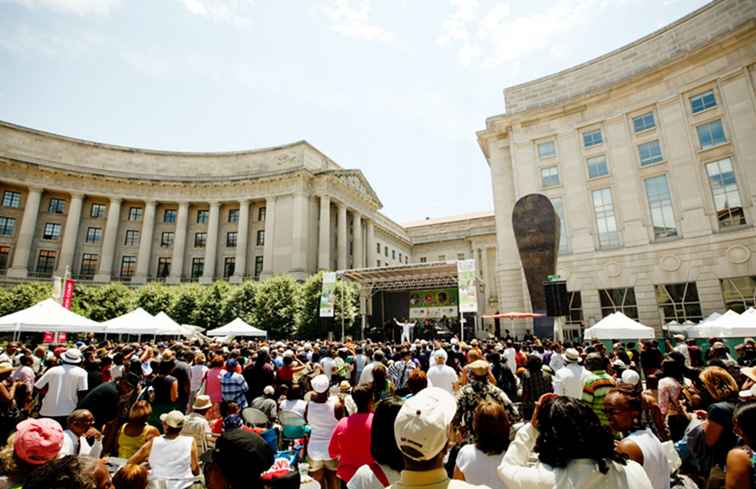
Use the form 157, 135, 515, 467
0, 0, 710, 224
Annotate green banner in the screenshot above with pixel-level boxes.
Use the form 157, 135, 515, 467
409, 288, 459, 319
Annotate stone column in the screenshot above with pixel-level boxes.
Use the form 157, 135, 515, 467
94, 197, 122, 282
261, 197, 276, 279
167, 202, 189, 284
290, 193, 308, 279
481, 246, 491, 302
230, 199, 250, 283
337, 202, 348, 270
200, 201, 221, 283
56, 193, 84, 276
7, 187, 43, 278
318, 195, 331, 271
366, 218, 376, 267
352, 211, 363, 268
132, 200, 157, 284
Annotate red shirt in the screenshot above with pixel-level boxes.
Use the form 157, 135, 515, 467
328, 412, 374, 482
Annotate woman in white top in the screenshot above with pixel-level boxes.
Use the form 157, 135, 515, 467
498, 394, 654, 489
604, 386, 671, 489
279, 383, 308, 417
128, 410, 199, 489
305, 374, 345, 489
453, 400, 510, 488
348, 396, 405, 489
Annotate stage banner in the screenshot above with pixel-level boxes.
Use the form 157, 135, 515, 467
457, 259, 478, 313
62, 278, 75, 310
409, 288, 458, 319
319, 272, 337, 318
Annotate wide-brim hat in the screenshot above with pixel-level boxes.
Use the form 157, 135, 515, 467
160, 410, 185, 429
739, 384, 756, 399
673, 334, 686, 341
741, 366, 756, 383
61, 348, 82, 364
467, 360, 489, 376
562, 348, 580, 363
0, 363, 13, 375
192, 394, 213, 411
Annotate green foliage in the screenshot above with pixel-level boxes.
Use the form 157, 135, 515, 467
169, 284, 203, 326
193, 281, 233, 328
6, 283, 53, 312
296, 272, 326, 339
254, 275, 299, 338
79, 283, 135, 321
224, 280, 258, 327
135, 283, 174, 315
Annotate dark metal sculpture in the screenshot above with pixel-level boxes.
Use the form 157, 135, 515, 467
512, 194, 560, 337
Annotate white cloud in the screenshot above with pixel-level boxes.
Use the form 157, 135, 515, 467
179, 0, 255, 27
315, 0, 395, 43
437, 0, 612, 67
9, 0, 120, 15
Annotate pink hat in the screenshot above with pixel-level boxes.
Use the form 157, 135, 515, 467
14, 418, 64, 465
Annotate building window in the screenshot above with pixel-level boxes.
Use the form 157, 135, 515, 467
586, 155, 609, 178
228, 209, 239, 223
191, 257, 204, 279
0, 217, 15, 237
551, 198, 569, 255
720, 276, 756, 313
457, 253, 465, 260
0, 246, 9, 272
541, 166, 560, 187
2, 191, 21, 208
160, 232, 174, 248
565, 291, 584, 341
376, 260, 381, 267
599, 288, 638, 319
632, 112, 656, 133
644, 175, 677, 239
392, 250, 396, 260
194, 232, 207, 248
258, 207, 266, 222
256, 230, 265, 246
224, 257, 235, 278
90, 203, 106, 218
582, 128, 603, 148
227, 232, 238, 248
42, 223, 62, 240
537, 141, 556, 159
119, 256, 136, 278
124, 230, 140, 247
36, 250, 56, 276
592, 188, 620, 249
405, 256, 409, 264
48, 198, 65, 214
197, 210, 209, 224
638, 140, 663, 166
690, 89, 716, 114
399, 252, 403, 261
163, 209, 177, 224
85, 227, 102, 243
655, 282, 703, 323
254, 256, 264, 279
79, 253, 98, 278
438, 255, 446, 261
128, 207, 143, 221
697, 120, 726, 149
419, 257, 427, 263
706, 158, 746, 229
157, 257, 171, 278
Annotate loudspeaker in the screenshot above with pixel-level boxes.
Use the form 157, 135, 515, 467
543, 280, 569, 317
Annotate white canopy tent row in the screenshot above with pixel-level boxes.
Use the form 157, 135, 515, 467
583, 312, 656, 340
101, 308, 163, 337
687, 307, 756, 338
0, 298, 101, 339
206, 317, 267, 337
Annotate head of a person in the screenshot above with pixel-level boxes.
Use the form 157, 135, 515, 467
160, 410, 185, 436
210, 355, 225, 369
534, 396, 625, 474
733, 401, 756, 447
194, 352, 207, 365
117, 373, 139, 396
219, 400, 240, 418
128, 400, 152, 426
661, 358, 683, 382
263, 385, 275, 399
584, 352, 604, 372
699, 366, 738, 402
372, 364, 388, 390
288, 384, 303, 401
468, 360, 490, 383
111, 463, 148, 489
604, 385, 644, 435
473, 401, 510, 456
373, 350, 385, 363
394, 387, 456, 471
192, 395, 213, 416
526, 354, 543, 373
645, 374, 659, 390
67, 409, 95, 437
203, 428, 274, 489
433, 349, 447, 365
24, 455, 112, 489
370, 396, 405, 472
352, 383, 374, 413
12, 418, 64, 468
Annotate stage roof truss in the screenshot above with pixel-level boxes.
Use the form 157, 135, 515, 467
339, 261, 481, 293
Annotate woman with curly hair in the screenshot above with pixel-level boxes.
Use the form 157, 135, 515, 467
498, 394, 653, 489
695, 366, 740, 477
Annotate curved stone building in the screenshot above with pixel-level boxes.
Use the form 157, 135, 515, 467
478, 0, 756, 337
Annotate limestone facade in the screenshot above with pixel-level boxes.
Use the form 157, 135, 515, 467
478, 0, 756, 337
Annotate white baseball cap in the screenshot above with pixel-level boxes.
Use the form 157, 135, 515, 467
621, 369, 640, 386
394, 387, 457, 461
311, 374, 330, 394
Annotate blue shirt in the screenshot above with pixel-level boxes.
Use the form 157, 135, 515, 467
220, 371, 249, 408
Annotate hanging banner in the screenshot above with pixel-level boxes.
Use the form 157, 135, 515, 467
319, 272, 337, 318
62, 278, 75, 310
52, 276, 63, 302
457, 259, 478, 313
409, 288, 459, 319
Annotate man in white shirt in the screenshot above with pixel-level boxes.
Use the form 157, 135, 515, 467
426, 349, 458, 394
672, 335, 691, 367
502, 341, 517, 373
358, 350, 385, 385
58, 409, 103, 458
553, 348, 589, 399
395, 318, 415, 343
548, 345, 565, 372
34, 348, 88, 426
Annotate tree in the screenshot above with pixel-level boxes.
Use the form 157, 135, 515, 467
169, 284, 203, 326
135, 283, 174, 315
296, 272, 327, 339
7, 282, 53, 312
224, 280, 259, 326
80, 283, 134, 321
254, 275, 299, 338
334, 280, 360, 339
193, 280, 233, 328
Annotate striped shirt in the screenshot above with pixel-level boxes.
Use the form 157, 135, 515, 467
581, 371, 616, 427
220, 370, 249, 409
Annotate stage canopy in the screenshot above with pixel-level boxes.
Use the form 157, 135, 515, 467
0, 298, 100, 333
339, 261, 462, 292
102, 308, 161, 335
206, 318, 267, 337
584, 312, 655, 340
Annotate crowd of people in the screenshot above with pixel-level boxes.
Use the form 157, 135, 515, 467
0, 330, 753, 489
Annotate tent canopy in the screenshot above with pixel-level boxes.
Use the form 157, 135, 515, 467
584, 312, 655, 340
101, 308, 161, 335
687, 309, 741, 338
153, 312, 191, 336
206, 318, 267, 337
0, 298, 100, 333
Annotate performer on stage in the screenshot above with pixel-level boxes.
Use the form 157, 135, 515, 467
394, 317, 414, 343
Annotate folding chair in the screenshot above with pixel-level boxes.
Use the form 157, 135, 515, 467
241, 407, 270, 428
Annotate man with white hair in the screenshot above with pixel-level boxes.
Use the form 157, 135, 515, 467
358, 350, 385, 385
553, 348, 589, 399
251, 385, 278, 421
427, 348, 458, 394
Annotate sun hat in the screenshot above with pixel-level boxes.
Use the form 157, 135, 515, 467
673, 334, 686, 341
467, 360, 489, 376
161, 350, 176, 363
192, 394, 213, 411
160, 410, 186, 429
394, 387, 457, 461
741, 366, 756, 384
739, 384, 756, 399
621, 369, 640, 386
263, 385, 275, 396
60, 348, 82, 364
14, 418, 64, 465
0, 363, 13, 375
562, 348, 580, 363
339, 380, 351, 393
311, 374, 329, 394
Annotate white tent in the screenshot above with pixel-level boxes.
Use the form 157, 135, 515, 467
584, 312, 655, 340
687, 309, 741, 338
206, 318, 267, 337
0, 298, 100, 334
714, 307, 756, 338
662, 320, 689, 334
153, 312, 191, 336
101, 308, 161, 336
